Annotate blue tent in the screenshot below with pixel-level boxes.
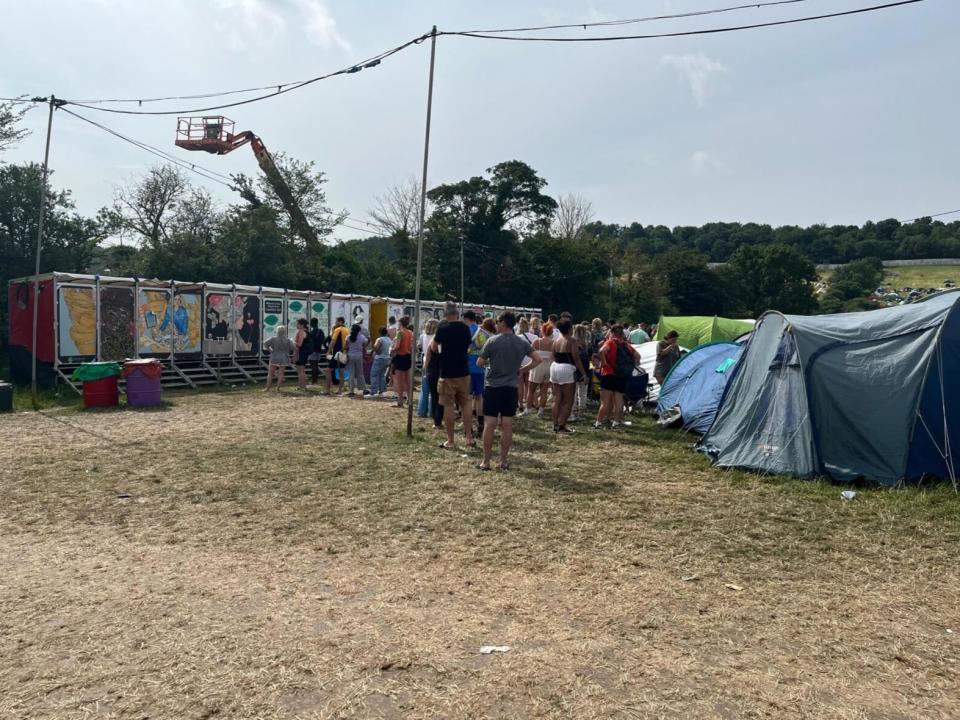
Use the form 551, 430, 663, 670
656, 342, 744, 434
699, 291, 960, 486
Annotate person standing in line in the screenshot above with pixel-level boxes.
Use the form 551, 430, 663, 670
423, 325, 444, 431
431, 302, 474, 449
549, 319, 587, 434
293, 318, 310, 391
590, 317, 605, 354
629, 323, 651, 344
595, 324, 641, 429
307, 317, 326, 385
325, 317, 349, 395
369, 327, 392, 397
654, 330, 681, 386
542, 313, 558, 340
344, 323, 368, 397
391, 316, 414, 408
476, 311, 541, 471
417, 318, 439, 417
387, 316, 398, 341
463, 310, 489, 434
571, 323, 594, 422
263, 325, 295, 392
516, 317, 536, 412
524, 324, 554, 417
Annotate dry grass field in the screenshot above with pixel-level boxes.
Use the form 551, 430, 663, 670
1, 388, 958, 719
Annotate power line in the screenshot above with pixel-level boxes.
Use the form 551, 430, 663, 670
441, 0, 924, 42
458, 0, 813, 34
59, 106, 235, 187
61, 32, 431, 115
909, 209, 960, 222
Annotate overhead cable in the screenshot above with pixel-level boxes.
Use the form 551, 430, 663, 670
61, 32, 432, 115
59, 107, 236, 187
441, 0, 924, 42
457, 0, 813, 34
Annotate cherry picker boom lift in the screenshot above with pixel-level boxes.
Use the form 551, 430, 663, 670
175, 116, 317, 245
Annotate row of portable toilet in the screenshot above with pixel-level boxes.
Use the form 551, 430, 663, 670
73, 359, 163, 409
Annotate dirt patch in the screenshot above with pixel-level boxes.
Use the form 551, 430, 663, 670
0, 390, 957, 718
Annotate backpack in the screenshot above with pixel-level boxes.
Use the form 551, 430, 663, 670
614, 340, 637, 380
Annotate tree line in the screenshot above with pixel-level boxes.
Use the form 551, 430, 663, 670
2, 100, 958, 343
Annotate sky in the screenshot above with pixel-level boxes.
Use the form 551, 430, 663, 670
2, 0, 957, 241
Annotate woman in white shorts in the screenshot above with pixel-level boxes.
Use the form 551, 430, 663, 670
549, 319, 587, 433
525, 331, 554, 417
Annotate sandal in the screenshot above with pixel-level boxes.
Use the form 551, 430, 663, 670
477, 464, 491, 471
439, 441, 456, 450
498, 462, 510, 471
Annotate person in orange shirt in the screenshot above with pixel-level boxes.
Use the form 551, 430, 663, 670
391, 316, 414, 408
325, 317, 349, 395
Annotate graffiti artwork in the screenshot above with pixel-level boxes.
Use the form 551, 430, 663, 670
286, 298, 308, 337
204, 293, 234, 355
138, 289, 172, 355
310, 299, 329, 335
99, 286, 136, 361
58, 286, 96, 358
171, 292, 202, 354
235, 294, 260, 356
331, 300, 370, 333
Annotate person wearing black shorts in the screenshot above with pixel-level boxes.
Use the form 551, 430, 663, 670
476, 311, 541, 471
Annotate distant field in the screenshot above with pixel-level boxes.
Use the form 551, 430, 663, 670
818, 262, 960, 290
881, 264, 960, 289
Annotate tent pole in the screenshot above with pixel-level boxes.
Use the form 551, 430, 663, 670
408, 25, 438, 437
31, 95, 57, 409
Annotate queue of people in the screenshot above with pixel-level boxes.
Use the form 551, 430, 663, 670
261, 305, 674, 471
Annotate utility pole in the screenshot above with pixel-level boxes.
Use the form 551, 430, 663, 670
607, 262, 614, 321
460, 237, 465, 315
408, 26, 438, 436
31, 95, 58, 410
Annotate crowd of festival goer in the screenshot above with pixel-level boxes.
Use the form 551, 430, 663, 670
262, 303, 682, 470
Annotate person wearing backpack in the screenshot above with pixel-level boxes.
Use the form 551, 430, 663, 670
307, 317, 326, 385
325, 317, 349, 396
594, 324, 641, 430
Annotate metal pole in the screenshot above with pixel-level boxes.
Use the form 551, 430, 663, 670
408, 26, 438, 437
31, 95, 57, 409
460, 238, 465, 315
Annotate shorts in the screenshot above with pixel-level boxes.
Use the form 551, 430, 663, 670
470, 371, 485, 396
550, 362, 576, 385
393, 354, 412, 372
438, 375, 471, 408
599, 374, 626, 393
482, 386, 519, 418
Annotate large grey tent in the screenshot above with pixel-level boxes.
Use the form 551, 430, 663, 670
700, 291, 960, 487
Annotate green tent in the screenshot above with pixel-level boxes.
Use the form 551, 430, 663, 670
655, 316, 755, 348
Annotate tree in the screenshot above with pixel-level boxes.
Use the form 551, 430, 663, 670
0, 100, 30, 155
551, 192, 595, 241
242, 153, 347, 250
652, 249, 727, 315
368, 176, 424, 238
425, 160, 557, 302
112, 164, 189, 248
820, 257, 884, 313
725, 244, 818, 316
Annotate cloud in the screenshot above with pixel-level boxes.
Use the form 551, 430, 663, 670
660, 53, 729, 106
690, 151, 724, 176
212, 0, 349, 52
292, 0, 350, 52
